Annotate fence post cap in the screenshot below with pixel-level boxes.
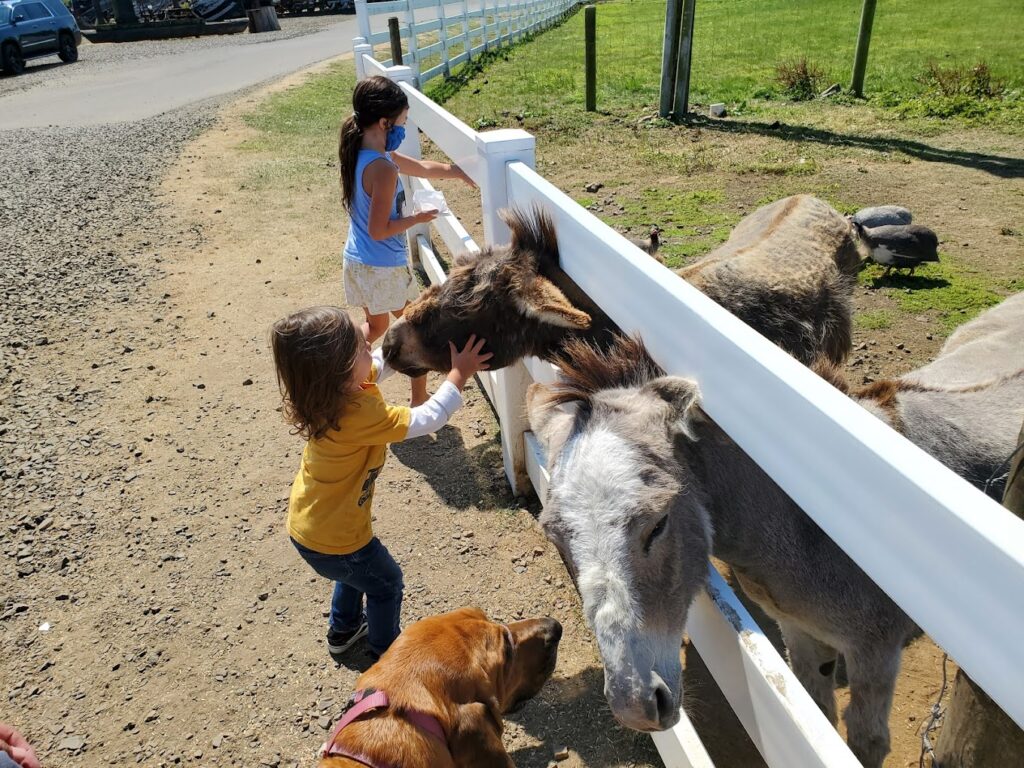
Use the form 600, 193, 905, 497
475, 129, 535, 153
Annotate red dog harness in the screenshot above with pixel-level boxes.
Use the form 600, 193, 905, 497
320, 688, 448, 767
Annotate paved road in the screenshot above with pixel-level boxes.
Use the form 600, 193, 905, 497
0, 16, 359, 129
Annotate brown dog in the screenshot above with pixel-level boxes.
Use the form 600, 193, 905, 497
318, 607, 562, 768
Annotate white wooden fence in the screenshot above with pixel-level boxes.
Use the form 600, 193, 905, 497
354, 53, 1024, 767
354, 0, 580, 87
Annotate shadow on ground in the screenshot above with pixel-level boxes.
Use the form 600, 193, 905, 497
687, 115, 1024, 179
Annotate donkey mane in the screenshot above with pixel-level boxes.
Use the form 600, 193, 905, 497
543, 335, 663, 408
444, 205, 562, 320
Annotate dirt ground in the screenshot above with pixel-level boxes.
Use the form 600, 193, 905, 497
3, 57, 1022, 768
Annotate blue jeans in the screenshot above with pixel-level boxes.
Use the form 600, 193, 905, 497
292, 536, 404, 656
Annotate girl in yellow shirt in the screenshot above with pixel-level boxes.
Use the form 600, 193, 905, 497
271, 306, 491, 659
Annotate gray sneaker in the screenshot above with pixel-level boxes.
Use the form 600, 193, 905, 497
327, 617, 368, 655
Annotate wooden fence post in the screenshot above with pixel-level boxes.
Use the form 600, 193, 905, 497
850, 0, 877, 97
475, 128, 537, 496
388, 17, 404, 65
659, 0, 683, 118
934, 421, 1024, 766
584, 5, 596, 111
670, 0, 696, 119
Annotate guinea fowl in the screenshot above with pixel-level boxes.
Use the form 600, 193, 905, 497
628, 226, 662, 261
855, 223, 940, 276
851, 205, 913, 228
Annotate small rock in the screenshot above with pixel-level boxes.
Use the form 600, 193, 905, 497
318, 715, 332, 730
584, 182, 603, 193
554, 745, 570, 760
60, 735, 86, 751
242, 378, 253, 386
258, 592, 269, 601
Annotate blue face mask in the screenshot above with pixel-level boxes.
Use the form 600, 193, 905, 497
385, 124, 405, 152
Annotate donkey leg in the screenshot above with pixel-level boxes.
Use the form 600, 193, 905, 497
777, 620, 838, 724
843, 646, 901, 768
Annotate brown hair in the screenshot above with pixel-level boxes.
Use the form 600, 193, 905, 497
339, 76, 409, 211
271, 306, 361, 440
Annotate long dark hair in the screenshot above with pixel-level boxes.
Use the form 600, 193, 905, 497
271, 306, 360, 440
339, 76, 409, 211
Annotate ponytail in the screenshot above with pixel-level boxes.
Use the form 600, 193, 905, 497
339, 114, 363, 212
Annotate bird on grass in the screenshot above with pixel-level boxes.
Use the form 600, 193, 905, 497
627, 226, 662, 261
851, 205, 913, 228
855, 223, 940, 276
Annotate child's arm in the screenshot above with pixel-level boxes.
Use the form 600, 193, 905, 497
366, 160, 438, 241
401, 336, 493, 440
392, 152, 475, 188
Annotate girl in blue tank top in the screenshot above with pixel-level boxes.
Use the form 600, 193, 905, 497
338, 76, 474, 405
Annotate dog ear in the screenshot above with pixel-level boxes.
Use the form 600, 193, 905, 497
449, 702, 514, 768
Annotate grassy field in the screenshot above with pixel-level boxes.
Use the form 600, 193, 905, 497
426, 0, 1024, 131
240, 0, 1023, 344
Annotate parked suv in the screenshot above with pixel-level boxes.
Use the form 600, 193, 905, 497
1, 0, 81, 75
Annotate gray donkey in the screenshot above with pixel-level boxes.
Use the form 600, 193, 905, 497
526, 295, 1023, 767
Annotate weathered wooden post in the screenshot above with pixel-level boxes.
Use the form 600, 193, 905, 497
850, 0, 877, 97
388, 16, 404, 65
658, 0, 683, 117
671, 0, 696, 119
246, 0, 281, 33
933, 422, 1024, 766
584, 5, 596, 111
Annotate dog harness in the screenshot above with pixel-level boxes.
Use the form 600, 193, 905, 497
320, 688, 447, 767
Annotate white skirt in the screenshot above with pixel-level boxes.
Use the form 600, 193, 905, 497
343, 259, 420, 315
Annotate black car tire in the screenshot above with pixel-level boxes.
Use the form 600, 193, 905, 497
58, 32, 78, 63
2, 42, 25, 75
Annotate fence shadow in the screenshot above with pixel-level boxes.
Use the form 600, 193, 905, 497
390, 425, 510, 509
685, 115, 1024, 179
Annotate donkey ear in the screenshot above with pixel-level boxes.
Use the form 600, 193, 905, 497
641, 376, 703, 437
527, 384, 580, 458
515, 276, 592, 330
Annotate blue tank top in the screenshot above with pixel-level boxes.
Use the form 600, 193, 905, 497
344, 149, 408, 267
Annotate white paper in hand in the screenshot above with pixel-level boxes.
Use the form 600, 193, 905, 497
412, 189, 449, 215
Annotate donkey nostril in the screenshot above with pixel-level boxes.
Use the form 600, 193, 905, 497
654, 682, 675, 727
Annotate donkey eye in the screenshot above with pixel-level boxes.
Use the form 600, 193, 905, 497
644, 515, 668, 553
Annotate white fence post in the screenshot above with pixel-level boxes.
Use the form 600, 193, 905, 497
353, 37, 373, 80
404, 0, 421, 84
439, 0, 451, 77
476, 128, 537, 496
354, 0, 371, 42
461, 0, 471, 61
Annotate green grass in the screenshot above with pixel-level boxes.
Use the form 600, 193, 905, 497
433, 0, 1024, 131
854, 309, 895, 331
858, 258, 1003, 330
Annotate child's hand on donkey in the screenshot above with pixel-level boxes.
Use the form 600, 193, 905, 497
447, 335, 493, 391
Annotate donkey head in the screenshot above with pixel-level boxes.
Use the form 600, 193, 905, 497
382, 207, 592, 376
526, 336, 712, 732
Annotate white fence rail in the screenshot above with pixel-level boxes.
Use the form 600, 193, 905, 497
354, 54, 1024, 767
354, 0, 580, 87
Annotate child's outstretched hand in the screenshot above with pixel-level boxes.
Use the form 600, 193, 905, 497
450, 164, 476, 188
447, 335, 493, 391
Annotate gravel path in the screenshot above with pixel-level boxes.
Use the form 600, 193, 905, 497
0, 15, 346, 97
0, 103, 217, 573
